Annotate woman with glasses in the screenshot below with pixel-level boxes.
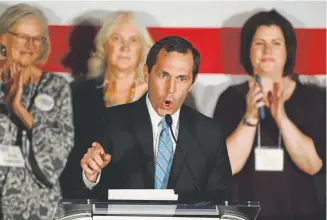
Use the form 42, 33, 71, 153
0, 3, 74, 220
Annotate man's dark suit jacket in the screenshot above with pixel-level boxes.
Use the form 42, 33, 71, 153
90, 94, 232, 203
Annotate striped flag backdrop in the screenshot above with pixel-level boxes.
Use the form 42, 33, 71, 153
1, 1, 326, 117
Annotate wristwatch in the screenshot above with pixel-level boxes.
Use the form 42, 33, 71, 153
242, 116, 258, 127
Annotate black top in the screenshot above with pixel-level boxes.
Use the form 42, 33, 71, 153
213, 80, 326, 220
60, 78, 107, 199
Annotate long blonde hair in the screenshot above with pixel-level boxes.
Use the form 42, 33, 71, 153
87, 11, 154, 81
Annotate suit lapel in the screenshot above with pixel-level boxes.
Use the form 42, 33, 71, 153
132, 94, 155, 189
168, 106, 194, 188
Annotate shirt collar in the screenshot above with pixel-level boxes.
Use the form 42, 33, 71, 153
146, 93, 180, 128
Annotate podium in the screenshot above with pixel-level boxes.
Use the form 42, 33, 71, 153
53, 199, 261, 220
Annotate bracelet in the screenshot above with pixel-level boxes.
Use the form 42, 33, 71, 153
242, 116, 258, 127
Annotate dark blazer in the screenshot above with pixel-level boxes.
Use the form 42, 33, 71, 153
90, 94, 232, 203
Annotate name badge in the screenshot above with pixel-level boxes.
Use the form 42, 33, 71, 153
255, 147, 283, 171
0, 145, 25, 167
35, 94, 55, 112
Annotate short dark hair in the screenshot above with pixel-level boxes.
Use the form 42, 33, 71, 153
240, 9, 297, 76
146, 36, 200, 82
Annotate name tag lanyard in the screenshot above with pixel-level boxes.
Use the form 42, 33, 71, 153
257, 123, 282, 149
0, 72, 45, 186
1, 72, 45, 149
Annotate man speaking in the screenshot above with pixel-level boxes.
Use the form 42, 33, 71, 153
80, 36, 232, 203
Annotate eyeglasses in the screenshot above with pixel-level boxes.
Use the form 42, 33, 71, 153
8, 31, 46, 47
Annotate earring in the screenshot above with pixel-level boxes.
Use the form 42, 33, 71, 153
0, 44, 6, 57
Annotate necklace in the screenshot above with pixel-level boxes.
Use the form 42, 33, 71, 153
103, 80, 136, 108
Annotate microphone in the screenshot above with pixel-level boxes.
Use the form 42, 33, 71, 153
164, 114, 202, 193
255, 75, 265, 120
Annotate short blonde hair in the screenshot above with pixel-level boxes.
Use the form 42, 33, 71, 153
0, 3, 50, 63
87, 11, 154, 81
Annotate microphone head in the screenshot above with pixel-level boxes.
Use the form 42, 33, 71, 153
165, 114, 173, 126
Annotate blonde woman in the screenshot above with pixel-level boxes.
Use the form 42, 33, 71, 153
60, 11, 154, 199
0, 3, 74, 220
88, 11, 153, 106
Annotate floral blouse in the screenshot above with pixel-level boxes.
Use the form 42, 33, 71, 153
0, 72, 74, 220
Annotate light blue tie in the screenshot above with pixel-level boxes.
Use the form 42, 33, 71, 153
155, 119, 174, 189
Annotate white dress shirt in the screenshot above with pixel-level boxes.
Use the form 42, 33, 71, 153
83, 94, 180, 189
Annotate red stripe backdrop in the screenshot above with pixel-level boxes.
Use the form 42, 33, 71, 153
46, 26, 326, 75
